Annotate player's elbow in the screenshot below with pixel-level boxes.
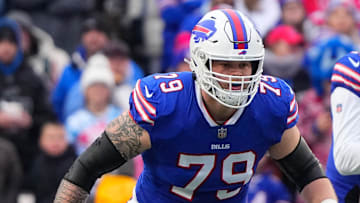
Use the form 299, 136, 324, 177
334, 145, 360, 176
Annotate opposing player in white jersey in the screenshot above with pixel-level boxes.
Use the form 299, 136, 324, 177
326, 51, 360, 203
54, 9, 337, 203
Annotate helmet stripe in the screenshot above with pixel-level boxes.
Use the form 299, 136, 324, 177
221, 9, 248, 49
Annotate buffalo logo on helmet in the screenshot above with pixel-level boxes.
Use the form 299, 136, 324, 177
192, 19, 217, 43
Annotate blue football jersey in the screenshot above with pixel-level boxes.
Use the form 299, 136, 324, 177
326, 52, 360, 202
330, 51, 360, 97
129, 72, 298, 203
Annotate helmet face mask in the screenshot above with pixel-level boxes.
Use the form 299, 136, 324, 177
190, 9, 265, 109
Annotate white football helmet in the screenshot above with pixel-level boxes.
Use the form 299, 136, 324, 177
189, 9, 264, 108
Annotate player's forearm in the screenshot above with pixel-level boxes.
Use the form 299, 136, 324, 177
301, 178, 337, 203
54, 179, 89, 203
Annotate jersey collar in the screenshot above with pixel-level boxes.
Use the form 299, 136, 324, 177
195, 82, 245, 127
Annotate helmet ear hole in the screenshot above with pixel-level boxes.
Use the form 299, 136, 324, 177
251, 61, 259, 75
205, 59, 210, 70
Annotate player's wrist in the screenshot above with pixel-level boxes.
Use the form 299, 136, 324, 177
320, 198, 338, 203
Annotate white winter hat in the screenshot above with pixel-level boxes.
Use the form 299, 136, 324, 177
81, 54, 115, 91
87, 53, 110, 69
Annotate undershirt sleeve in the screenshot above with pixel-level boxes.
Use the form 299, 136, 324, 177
331, 87, 360, 175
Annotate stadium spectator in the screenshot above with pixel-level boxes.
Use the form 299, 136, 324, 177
263, 25, 309, 92
51, 16, 110, 122
248, 157, 292, 203
0, 17, 54, 189
65, 59, 120, 155
10, 0, 97, 53
29, 120, 76, 203
7, 10, 70, 91
304, 1, 360, 46
62, 42, 144, 120
235, 0, 281, 37
103, 41, 144, 109
279, 0, 306, 34
0, 137, 22, 203
298, 35, 356, 166
65, 61, 138, 202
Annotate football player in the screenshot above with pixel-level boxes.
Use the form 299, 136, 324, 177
54, 9, 337, 203
326, 51, 360, 203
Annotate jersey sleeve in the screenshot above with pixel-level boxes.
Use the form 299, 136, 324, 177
128, 72, 190, 135
259, 75, 299, 130
286, 88, 298, 129
330, 52, 360, 175
331, 85, 360, 175
331, 52, 360, 97
279, 79, 299, 129
129, 78, 158, 133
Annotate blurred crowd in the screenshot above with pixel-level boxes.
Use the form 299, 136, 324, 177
0, 0, 359, 202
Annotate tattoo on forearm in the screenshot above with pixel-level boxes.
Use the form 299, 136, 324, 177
54, 179, 88, 203
106, 111, 147, 160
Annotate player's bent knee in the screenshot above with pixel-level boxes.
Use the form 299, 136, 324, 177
275, 136, 326, 191
64, 131, 127, 192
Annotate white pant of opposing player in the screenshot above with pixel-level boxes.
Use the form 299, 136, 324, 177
127, 189, 139, 203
